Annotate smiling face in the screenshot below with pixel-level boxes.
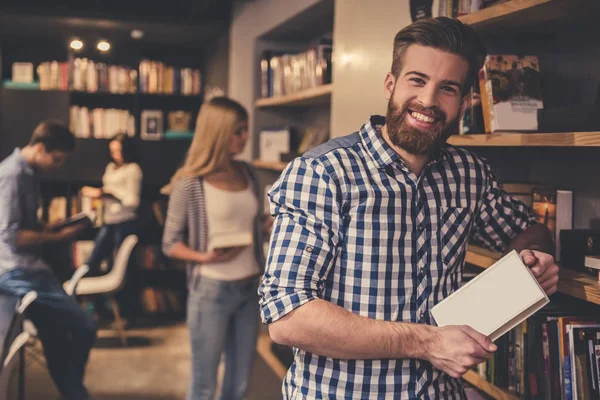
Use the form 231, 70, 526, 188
384, 44, 470, 155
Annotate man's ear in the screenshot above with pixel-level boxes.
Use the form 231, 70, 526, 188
384, 72, 396, 101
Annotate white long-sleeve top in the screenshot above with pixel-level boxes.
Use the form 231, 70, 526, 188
102, 162, 143, 225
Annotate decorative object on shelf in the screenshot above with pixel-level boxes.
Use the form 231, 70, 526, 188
167, 110, 192, 132
141, 110, 164, 140
480, 55, 544, 133
12, 62, 34, 83
560, 229, 600, 274
298, 125, 329, 154
259, 129, 290, 163
532, 187, 573, 261
584, 255, 600, 282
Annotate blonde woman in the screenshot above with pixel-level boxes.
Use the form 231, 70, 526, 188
162, 97, 266, 400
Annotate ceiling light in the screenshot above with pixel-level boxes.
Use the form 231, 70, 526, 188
97, 40, 111, 52
69, 39, 83, 50
131, 29, 144, 40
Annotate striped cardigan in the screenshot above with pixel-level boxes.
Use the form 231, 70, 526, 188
162, 161, 265, 288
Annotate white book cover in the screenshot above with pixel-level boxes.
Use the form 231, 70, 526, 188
431, 250, 549, 341
208, 231, 253, 251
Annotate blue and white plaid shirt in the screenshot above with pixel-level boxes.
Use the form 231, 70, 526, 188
259, 116, 537, 399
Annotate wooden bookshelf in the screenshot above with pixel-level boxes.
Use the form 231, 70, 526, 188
466, 244, 600, 305
447, 132, 600, 147
457, 0, 598, 32
463, 370, 519, 400
256, 84, 332, 108
252, 160, 289, 172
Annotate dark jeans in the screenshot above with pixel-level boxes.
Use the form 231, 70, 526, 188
86, 220, 138, 318
0, 268, 97, 400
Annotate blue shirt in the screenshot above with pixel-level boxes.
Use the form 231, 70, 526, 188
0, 148, 48, 275
259, 116, 537, 399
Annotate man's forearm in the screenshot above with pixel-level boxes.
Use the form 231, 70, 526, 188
15, 229, 63, 247
268, 298, 436, 360
504, 223, 555, 255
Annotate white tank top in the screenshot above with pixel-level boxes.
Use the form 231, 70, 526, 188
200, 180, 260, 281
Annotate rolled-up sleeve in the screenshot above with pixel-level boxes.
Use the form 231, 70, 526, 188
258, 158, 342, 325
0, 176, 22, 247
471, 161, 538, 253
162, 179, 188, 256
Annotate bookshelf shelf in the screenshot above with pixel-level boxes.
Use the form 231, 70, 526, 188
252, 160, 289, 172
466, 244, 600, 305
447, 132, 600, 147
256, 84, 332, 108
463, 370, 518, 400
457, 0, 597, 32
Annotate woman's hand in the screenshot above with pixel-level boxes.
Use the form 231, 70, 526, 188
81, 186, 102, 199
198, 247, 246, 264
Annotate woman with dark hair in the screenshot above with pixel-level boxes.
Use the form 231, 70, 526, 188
81, 133, 143, 319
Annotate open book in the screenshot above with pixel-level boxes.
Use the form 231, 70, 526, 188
208, 231, 253, 251
431, 250, 549, 342
50, 211, 96, 232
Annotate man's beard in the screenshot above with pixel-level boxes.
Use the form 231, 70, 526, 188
385, 99, 459, 155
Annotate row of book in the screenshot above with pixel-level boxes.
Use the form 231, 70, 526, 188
260, 41, 332, 98
470, 311, 600, 400
37, 59, 137, 93
460, 54, 544, 134
437, 0, 508, 18
69, 106, 135, 139
139, 59, 201, 96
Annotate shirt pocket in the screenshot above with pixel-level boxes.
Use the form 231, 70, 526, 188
439, 206, 472, 267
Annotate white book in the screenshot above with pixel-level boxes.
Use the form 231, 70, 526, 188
431, 250, 549, 341
208, 232, 253, 252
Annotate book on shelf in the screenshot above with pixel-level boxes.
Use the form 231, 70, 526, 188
69, 106, 135, 138
480, 55, 544, 133
459, 78, 485, 134
12, 62, 34, 84
261, 40, 332, 99
139, 59, 201, 95
431, 250, 549, 342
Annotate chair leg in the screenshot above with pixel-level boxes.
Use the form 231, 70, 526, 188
109, 298, 127, 346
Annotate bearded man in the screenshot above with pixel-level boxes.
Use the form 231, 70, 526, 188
258, 17, 559, 399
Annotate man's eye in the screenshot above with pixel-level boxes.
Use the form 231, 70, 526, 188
410, 78, 425, 85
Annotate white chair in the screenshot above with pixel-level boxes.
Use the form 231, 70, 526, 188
63, 235, 139, 346
0, 331, 30, 400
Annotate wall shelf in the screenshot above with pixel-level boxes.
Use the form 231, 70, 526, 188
252, 160, 288, 172
457, 0, 598, 32
463, 370, 519, 400
256, 84, 332, 108
447, 132, 600, 147
466, 244, 600, 305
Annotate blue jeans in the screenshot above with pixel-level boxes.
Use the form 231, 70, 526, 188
86, 220, 137, 317
187, 275, 260, 400
0, 268, 97, 400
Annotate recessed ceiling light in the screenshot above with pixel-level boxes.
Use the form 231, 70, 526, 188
131, 29, 145, 40
69, 39, 83, 50
97, 40, 111, 52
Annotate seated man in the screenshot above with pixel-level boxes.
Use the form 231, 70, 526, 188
0, 120, 97, 400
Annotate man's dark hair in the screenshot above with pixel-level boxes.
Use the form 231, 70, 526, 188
111, 133, 136, 163
391, 17, 486, 94
29, 120, 75, 152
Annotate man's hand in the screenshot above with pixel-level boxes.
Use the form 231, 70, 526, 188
81, 186, 102, 199
425, 325, 496, 378
58, 223, 87, 241
520, 249, 559, 295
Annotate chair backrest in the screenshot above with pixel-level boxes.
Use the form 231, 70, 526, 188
109, 235, 139, 287
0, 332, 29, 400
0, 292, 36, 367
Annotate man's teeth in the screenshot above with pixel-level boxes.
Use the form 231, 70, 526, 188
410, 112, 435, 123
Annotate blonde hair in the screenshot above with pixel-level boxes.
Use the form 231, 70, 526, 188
162, 97, 248, 193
